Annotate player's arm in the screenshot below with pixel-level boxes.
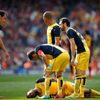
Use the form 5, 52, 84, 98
67, 29, 76, 66
55, 37, 60, 46
0, 38, 10, 59
69, 38, 76, 66
37, 50, 49, 68
53, 26, 61, 46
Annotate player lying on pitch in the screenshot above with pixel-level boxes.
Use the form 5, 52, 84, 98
26, 78, 100, 98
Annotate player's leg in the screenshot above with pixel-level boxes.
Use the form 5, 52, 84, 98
74, 70, 86, 97
74, 52, 90, 98
88, 55, 92, 79
44, 70, 52, 98
56, 71, 63, 96
70, 65, 75, 80
40, 62, 53, 99
84, 89, 100, 98
52, 52, 69, 98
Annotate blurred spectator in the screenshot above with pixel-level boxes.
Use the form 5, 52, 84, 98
0, 0, 99, 75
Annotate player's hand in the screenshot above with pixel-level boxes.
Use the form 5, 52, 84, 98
71, 59, 78, 67
5, 51, 10, 60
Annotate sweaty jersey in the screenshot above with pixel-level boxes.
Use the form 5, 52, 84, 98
47, 23, 60, 44
34, 44, 66, 58
66, 28, 89, 53
35, 78, 74, 96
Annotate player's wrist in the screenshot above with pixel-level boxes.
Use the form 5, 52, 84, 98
48, 64, 52, 68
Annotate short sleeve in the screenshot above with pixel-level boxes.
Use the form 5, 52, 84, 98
67, 29, 74, 39
52, 26, 60, 37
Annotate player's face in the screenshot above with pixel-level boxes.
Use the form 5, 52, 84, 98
59, 23, 66, 31
43, 17, 49, 25
31, 54, 39, 60
0, 15, 7, 26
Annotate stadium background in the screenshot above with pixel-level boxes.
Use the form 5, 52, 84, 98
0, 0, 100, 99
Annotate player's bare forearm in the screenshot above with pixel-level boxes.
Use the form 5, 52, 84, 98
69, 38, 77, 66
55, 37, 60, 46
42, 55, 49, 68
0, 38, 8, 52
37, 50, 49, 68
70, 39, 75, 60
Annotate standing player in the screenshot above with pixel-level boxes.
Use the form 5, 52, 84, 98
43, 11, 61, 46
84, 30, 94, 79
0, 10, 10, 99
0, 10, 10, 60
27, 44, 70, 99
59, 17, 90, 98
43, 11, 61, 86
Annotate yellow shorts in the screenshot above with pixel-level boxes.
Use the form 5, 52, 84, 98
75, 51, 90, 70
48, 51, 70, 72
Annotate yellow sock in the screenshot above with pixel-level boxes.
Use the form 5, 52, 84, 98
91, 89, 100, 97
57, 77, 63, 95
74, 76, 81, 96
80, 76, 86, 97
45, 78, 51, 96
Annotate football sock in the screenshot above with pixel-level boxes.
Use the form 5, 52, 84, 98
45, 78, 51, 96
74, 75, 86, 97
57, 77, 63, 95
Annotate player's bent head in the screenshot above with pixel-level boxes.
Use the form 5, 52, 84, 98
26, 89, 39, 98
27, 49, 36, 60
0, 10, 7, 17
43, 11, 54, 19
59, 17, 70, 27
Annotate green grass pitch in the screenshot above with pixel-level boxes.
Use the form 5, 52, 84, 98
0, 74, 100, 100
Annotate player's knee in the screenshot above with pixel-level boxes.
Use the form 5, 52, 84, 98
57, 72, 62, 78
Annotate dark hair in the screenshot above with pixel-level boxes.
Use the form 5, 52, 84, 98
0, 10, 7, 17
59, 17, 70, 27
85, 30, 91, 35
43, 11, 54, 19
27, 50, 36, 60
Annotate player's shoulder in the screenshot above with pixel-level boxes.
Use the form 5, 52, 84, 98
67, 27, 76, 33
53, 25, 60, 30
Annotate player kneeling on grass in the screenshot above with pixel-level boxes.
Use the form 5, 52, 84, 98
27, 44, 70, 99
26, 78, 100, 98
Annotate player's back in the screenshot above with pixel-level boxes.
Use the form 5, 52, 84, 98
67, 28, 89, 53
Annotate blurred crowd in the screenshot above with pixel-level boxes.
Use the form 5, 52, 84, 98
0, 0, 100, 75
